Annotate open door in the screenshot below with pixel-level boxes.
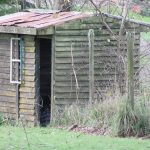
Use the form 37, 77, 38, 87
39, 38, 51, 126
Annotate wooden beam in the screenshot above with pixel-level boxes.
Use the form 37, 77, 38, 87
0, 26, 36, 35
37, 27, 54, 35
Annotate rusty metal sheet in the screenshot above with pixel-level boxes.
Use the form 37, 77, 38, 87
34, 13, 89, 28
15, 13, 64, 27
18, 12, 79, 28
0, 12, 33, 24
0, 11, 149, 32
35, 13, 90, 29
1, 14, 47, 26
0, 11, 90, 29
0, 13, 42, 25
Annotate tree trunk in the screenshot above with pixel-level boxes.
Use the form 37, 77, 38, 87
53, 0, 72, 11
20, 0, 72, 11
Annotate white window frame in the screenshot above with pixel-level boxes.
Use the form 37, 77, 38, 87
10, 38, 21, 84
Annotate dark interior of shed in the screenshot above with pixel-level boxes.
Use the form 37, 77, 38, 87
39, 38, 51, 126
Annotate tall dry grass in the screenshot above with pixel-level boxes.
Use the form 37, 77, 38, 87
52, 88, 150, 137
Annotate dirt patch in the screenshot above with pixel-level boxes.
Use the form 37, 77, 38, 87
66, 125, 111, 136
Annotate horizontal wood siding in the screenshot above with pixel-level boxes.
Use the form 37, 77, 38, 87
0, 34, 17, 118
19, 35, 36, 125
54, 16, 140, 109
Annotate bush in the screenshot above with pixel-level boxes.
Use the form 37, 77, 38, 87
133, 0, 150, 16
115, 96, 150, 137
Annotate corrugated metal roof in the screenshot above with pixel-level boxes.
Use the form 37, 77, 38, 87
0, 11, 149, 35
0, 11, 90, 29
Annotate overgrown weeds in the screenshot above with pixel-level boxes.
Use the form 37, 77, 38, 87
114, 95, 150, 137
0, 114, 15, 126
0, 113, 4, 126
52, 91, 150, 137
52, 91, 120, 131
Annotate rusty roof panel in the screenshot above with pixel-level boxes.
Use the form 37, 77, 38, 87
17, 12, 75, 28
0, 12, 33, 24
35, 13, 89, 29
0, 12, 90, 29
0, 11, 149, 33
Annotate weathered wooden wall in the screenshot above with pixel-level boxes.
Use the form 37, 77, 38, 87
0, 34, 17, 119
0, 34, 37, 125
19, 35, 37, 125
53, 16, 140, 110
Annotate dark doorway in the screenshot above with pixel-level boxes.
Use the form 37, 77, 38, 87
39, 38, 51, 125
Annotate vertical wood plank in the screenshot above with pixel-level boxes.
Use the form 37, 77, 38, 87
127, 32, 134, 110
16, 84, 19, 122
35, 37, 40, 126
50, 35, 55, 124
88, 29, 95, 104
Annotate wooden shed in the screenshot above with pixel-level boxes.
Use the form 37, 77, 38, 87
0, 10, 149, 126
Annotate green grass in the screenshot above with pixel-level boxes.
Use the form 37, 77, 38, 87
0, 126, 149, 150
127, 11, 150, 23
127, 11, 150, 41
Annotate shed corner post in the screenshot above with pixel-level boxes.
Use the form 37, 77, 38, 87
50, 34, 55, 125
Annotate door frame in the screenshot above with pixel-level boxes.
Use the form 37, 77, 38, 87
35, 35, 54, 125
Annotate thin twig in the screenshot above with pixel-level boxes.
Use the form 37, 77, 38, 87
21, 119, 31, 149
90, 0, 118, 41
71, 43, 80, 103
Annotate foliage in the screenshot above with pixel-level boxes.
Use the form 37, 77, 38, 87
0, 0, 9, 4
115, 96, 150, 137
0, 0, 19, 16
133, 0, 150, 16
0, 5, 17, 16
0, 0, 17, 4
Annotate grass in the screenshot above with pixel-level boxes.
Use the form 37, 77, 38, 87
0, 126, 149, 150
126, 8, 150, 23
127, 11, 150, 41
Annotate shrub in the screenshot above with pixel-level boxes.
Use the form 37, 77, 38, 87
115, 95, 150, 137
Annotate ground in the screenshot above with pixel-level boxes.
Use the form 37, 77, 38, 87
0, 126, 150, 150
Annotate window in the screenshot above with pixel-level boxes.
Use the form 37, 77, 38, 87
10, 38, 24, 84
